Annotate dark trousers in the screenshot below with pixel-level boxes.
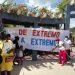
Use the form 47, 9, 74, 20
66, 49, 70, 61
1, 71, 11, 75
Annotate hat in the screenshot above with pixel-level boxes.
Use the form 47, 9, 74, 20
55, 38, 60, 41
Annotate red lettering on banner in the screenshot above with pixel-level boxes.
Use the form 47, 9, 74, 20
44, 31, 48, 37
32, 30, 60, 38
51, 32, 57, 37
33, 30, 40, 36
37, 30, 40, 36
33, 30, 37, 36
48, 31, 51, 37
56, 32, 60, 37
50, 32, 60, 37
19, 29, 27, 35
41, 31, 44, 36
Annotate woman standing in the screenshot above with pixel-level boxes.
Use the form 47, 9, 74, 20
0, 33, 14, 75
53, 38, 67, 66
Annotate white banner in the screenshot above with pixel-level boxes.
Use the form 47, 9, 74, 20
5, 28, 69, 51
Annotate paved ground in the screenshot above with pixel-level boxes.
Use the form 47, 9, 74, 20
12, 47, 75, 75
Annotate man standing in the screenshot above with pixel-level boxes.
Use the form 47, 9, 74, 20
64, 36, 72, 61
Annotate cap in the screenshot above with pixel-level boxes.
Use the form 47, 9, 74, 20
55, 38, 60, 41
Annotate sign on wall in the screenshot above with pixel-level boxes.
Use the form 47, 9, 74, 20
5, 28, 69, 51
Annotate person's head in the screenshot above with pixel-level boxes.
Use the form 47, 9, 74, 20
55, 38, 60, 43
0, 32, 6, 40
65, 36, 69, 40
15, 36, 19, 41
65, 36, 68, 38
20, 45, 23, 49
6, 34, 11, 40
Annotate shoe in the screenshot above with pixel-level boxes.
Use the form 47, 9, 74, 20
14, 62, 19, 65
61, 64, 64, 66
61, 61, 64, 66
58, 62, 62, 64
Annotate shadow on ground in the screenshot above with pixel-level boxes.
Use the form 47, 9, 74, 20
12, 59, 58, 75
12, 58, 75, 75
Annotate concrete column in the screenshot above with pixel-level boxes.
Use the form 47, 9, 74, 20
64, 5, 70, 30
32, 22, 38, 61
0, 15, 3, 32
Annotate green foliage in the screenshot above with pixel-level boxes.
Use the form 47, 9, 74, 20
57, 0, 70, 12
2, 0, 7, 5
70, 27, 75, 32
31, 6, 39, 14
4, 24, 16, 27
0, 0, 70, 18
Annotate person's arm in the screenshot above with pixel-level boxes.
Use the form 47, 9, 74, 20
52, 45, 59, 51
51, 41, 60, 51
7, 48, 14, 54
69, 40, 72, 52
7, 41, 15, 54
0, 48, 2, 54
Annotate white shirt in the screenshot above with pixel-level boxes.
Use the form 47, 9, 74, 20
59, 41, 64, 47
4, 40, 14, 53
59, 41, 65, 51
18, 50, 23, 57
55, 41, 65, 51
64, 39, 72, 50
59, 46, 65, 51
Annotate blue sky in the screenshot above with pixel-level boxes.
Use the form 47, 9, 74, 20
0, 0, 75, 28
14, 0, 62, 9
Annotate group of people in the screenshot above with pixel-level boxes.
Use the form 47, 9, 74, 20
0, 32, 24, 75
0, 31, 72, 75
53, 36, 72, 66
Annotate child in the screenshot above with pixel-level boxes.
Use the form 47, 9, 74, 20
13, 36, 20, 65
17, 45, 23, 65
